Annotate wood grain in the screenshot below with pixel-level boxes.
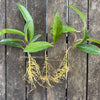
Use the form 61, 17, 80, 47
67, 0, 87, 100
0, 0, 5, 100
0, 0, 100, 100
6, 1, 26, 100
48, 0, 66, 100
27, 0, 46, 100
88, 0, 100, 100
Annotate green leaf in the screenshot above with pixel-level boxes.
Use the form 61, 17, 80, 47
87, 38, 100, 44
50, 25, 76, 34
29, 34, 41, 43
24, 21, 30, 41
0, 38, 23, 43
24, 41, 52, 53
76, 28, 89, 45
17, 3, 34, 41
1, 42, 23, 49
52, 12, 63, 43
62, 25, 76, 33
0, 28, 25, 36
68, 5, 86, 25
76, 44, 100, 54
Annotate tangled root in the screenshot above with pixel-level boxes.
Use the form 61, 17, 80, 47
51, 51, 69, 83
23, 49, 70, 89
40, 51, 53, 87
23, 53, 43, 89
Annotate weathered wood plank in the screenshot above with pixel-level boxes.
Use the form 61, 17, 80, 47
27, 0, 46, 100
67, 0, 87, 100
88, 0, 100, 100
0, 0, 5, 100
48, 0, 66, 100
6, 1, 26, 100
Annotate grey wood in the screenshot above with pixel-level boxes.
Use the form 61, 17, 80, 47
0, 0, 5, 100
27, 0, 46, 100
88, 0, 100, 100
67, 0, 87, 100
48, 0, 66, 100
0, 0, 100, 99
6, 1, 26, 100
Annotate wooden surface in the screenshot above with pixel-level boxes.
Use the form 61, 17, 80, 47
6, 1, 26, 100
27, 0, 46, 100
67, 0, 87, 100
88, 0, 100, 100
48, 0, 66, 100
0, 0, 5, 100
0, 0, 100, 100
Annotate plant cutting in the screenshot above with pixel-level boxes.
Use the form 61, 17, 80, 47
50, 5, 100, 83
49, 5, 100, 83
0, 3, 53, 88
0, 3, 100, 90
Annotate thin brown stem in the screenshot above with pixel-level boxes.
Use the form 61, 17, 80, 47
22, 40, 28, 46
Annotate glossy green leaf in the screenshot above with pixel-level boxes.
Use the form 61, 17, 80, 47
1, 42, 23, 49
68, 5, 86, 25
24, 41, 52, 53
0, 28, 24, 36
17, 3, 34, 41
50, 25, 76, 34
24, 21, 30, 41
87, 38, 100, 44
62, 25, 76, 33
0, 38, 23, 43
76, 44, 100, 54
76, 28, 89, 45
29, 34, 41, 43
52, 12, 63, 43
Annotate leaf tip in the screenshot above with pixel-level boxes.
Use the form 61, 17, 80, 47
16, 3, 20, 7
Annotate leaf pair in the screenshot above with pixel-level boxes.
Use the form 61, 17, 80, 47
17, 3, 53, 52
0, 3, 52, 53
68, 5, 100, 55
50, 5, 87, 43
17, 3, 34, 41
75, 29, 100, 54
0, 37, 53, 53
0, 29, 25, 49
50, 12, 76, 43
76, 38, 100, 55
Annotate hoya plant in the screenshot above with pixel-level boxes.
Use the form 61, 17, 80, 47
0, 3, 100, 90
49, 5, 100, 82
0, 3, 53, 88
